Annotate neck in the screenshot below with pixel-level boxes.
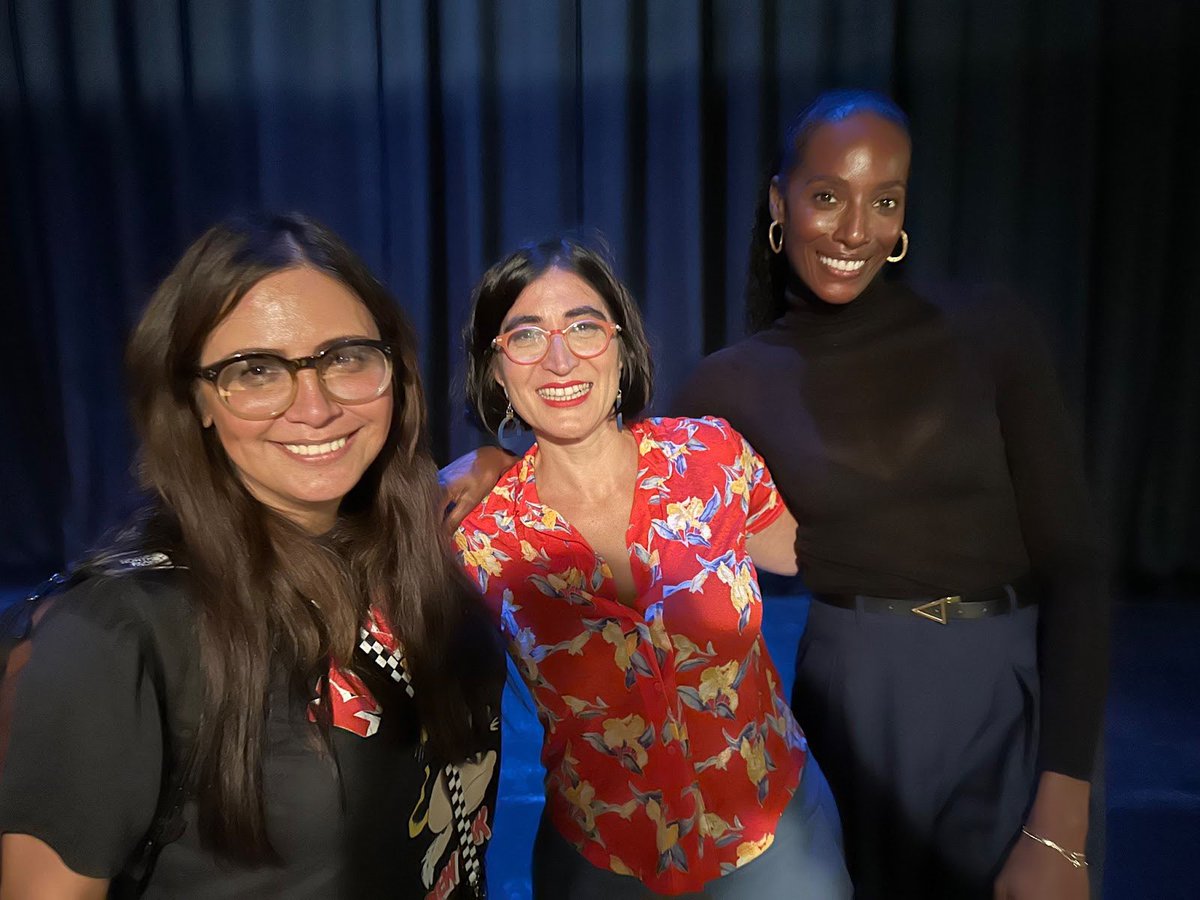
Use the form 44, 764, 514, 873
533, 419, 633, 501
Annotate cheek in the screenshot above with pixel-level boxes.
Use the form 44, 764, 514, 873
786, 207, 832, 244
206, 412, 271, 478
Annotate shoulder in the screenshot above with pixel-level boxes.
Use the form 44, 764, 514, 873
636, 416, 751, 465
680, 336, 782, 391
907, 279, 1036, 334
457, 453, 530, 534
40, 565, 195, 636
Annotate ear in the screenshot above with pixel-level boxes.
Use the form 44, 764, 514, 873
193, 387, 215, 429
768, 176, 785, 223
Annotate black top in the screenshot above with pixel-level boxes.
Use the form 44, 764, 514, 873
0, 570, 501, 898
672, 276, 1108, 780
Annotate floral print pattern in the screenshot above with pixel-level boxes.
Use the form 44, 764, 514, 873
455, 417, 806, 893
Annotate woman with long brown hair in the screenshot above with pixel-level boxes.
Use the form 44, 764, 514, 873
0, 213, 504, 898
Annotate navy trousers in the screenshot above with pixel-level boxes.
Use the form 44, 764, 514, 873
792, 599, 1041, 899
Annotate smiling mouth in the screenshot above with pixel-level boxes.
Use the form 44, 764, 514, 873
280, 435, 350, 457
818, 254, 867, 273
536, 383, 592, 401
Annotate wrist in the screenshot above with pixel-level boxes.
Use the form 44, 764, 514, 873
1026, 771, 1090, 846
1020, 828, 1088, 869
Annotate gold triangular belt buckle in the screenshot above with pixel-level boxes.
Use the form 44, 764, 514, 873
911, 595, 962, 625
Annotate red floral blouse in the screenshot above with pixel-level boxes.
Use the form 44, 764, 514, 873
455, 416, 806, 893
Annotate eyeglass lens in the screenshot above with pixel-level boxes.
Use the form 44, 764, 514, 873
217, 344, 390, 417
504, 320, 611, 363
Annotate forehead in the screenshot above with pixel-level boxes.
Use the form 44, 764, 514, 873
504, 267, 612, 324
796, 113, 911, 182
202, 266, 379, 359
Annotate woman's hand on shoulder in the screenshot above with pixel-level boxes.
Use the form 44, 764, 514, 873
1, 834, 108, 899
994, 772, 1090, 900
745, 508, 800, 577
439, 446, 519, 534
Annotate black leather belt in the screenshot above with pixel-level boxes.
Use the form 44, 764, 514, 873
813, 577, 1037, 625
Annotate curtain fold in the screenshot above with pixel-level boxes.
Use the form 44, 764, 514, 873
2, 0, 1195, 588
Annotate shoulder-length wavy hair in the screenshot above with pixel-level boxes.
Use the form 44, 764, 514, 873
746, 89, 911, 332
124, 212, 503, 862
464, 236, 654, 434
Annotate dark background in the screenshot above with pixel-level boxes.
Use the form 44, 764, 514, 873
2, 0, 1197, 590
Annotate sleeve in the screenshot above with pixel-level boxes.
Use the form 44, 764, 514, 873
739, 433, 785, 535
700, 417, 784, 536
993, 304, 1110, 780
0, 587, 165, 877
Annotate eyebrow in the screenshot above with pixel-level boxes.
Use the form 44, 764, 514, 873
501, 305, 610, 331
804, 175, 907, 191
209, 335, 375, 362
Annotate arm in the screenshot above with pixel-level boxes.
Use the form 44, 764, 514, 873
729, 424, 799, 577
439, 447, 518, 533
0, 584, 165, 890
746, 507, 799, 576
1, 834, 108, 899
990, 304, 1106, 898
994, 772, 1090, 899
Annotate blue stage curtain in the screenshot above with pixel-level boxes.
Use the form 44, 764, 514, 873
1, 0, 1196, 587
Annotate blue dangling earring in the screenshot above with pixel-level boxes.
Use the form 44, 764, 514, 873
614, 388, 623, 432
497, 400, 517, 446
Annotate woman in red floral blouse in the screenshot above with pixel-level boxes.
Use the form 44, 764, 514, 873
454, 238, 850, 898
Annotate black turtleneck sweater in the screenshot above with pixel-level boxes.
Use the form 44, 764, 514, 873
672, 276, 1108, 780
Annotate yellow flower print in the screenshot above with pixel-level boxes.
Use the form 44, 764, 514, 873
727, 471, 749, 501
459, 533, 505, 579
520, 539, 540, 562
580, 714, 656, 775
609, 855, 635, 876
601, 714, 651, 772
665, 496, 713, 542
563, 779, 598, 833
735, 832, 774, 867
701, 810, 744, 844
698, 660, 741, 715
647, 609, 672, 656
740, 733, 767, 787
601, 620, 638, 672
717, 561, 755, 618
695, 746, 734, 773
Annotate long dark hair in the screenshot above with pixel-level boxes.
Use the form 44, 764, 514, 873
463, 236, 654, 433
122, 213, 502, 862
745, 89, 911, 332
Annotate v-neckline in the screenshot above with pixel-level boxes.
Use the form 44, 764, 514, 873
520, 427, 649, 611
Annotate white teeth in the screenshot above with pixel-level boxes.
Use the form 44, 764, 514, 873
537, 384, 592, 401
819, 254, 867, 272
282, 436, 348, 457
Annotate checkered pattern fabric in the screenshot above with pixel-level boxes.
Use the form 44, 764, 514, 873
357, 628, 415, 698
445, 763, 482, 893
353, 628, 484, 897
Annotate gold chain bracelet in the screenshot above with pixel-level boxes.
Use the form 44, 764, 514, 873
1020, 828, 1088, 869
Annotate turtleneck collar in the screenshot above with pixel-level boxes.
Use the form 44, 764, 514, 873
775, 271, 917, 347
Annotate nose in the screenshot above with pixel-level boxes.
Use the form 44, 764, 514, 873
833, 200, 869, 249
283, 369, 341, 426
540, 332, 579, 375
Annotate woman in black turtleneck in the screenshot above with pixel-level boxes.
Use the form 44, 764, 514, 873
673, 91, 1106, 900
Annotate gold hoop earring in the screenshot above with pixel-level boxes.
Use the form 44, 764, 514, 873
887, 230, 909, 263
768, 220, 784, 255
